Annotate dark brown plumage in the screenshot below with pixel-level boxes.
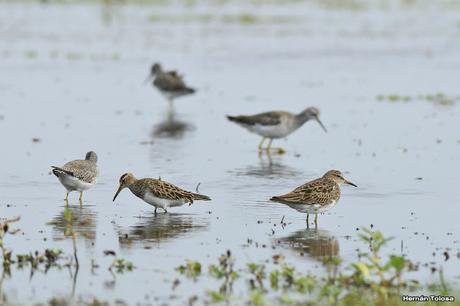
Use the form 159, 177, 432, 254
147, 63, 196, 101
129, 178, 210, 204
113, 173, 210, 213
270, 170, 357, 227
226, 112, 282, 126
271, 176, 339, 206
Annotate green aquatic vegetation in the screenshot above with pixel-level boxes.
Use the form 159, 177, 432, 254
232, 13, 257, 24
377, 93, 459, 106
103, 249, 134, 274
177, 260, 202, 279
147, 13, 296, 25
148, 14, 213, 23
176, 228, 457, 305
0, 217, 20, 271
111, 53, 120, 60
15, 249, 64, 271
24, 50, 38, 59
315, 0, 369, 10
66, 52, 84, 61
109, 258, 134, 273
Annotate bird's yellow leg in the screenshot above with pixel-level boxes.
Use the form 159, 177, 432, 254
258, 137, 266, 151
266, 139, 273, 151
276, 147, 286, 154
266, 139, 286, 154
65, 192, 69, 202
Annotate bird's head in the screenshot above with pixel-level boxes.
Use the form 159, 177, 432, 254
323, 170, 357, 187
113, 173, 137, 202
299, 107, 327, 132
85, 151, 98, 163
144, 63, 163, 84
151, 63, 162, 75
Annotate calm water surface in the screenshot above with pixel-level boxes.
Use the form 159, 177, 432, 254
0, 1, 459, 304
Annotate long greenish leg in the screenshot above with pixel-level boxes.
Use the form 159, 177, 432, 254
266, 139, 286, 154
266, 139, 273, 151
168, 98, 175, 113
314, 213, 318, 227
258, 137, 266, 151
65, 192, 69, 202
79, 192, 83, 202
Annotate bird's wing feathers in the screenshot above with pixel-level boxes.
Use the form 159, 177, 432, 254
228, 111, 284, 126
60, 160, 98, 184
154, 73, 189, 91
166, 70, 184, 79
145, 179, 195, 203
273, 178, 336, 205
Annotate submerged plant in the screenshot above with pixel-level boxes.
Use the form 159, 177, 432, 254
101, 250, 134, 275
0, 217, 20, 271
377, 93, 459, 106
177, 260, 202, 279
109, 258, 134, 274
175, 228, 452, 305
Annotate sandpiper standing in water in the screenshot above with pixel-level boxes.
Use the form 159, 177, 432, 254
52, 151, 99, 203
227, 107, 327, 154
113, 173, 211, 213
270, 170, 357, 227
145, 63, 196, 106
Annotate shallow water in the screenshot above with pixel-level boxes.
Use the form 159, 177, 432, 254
0, 1, 460, 304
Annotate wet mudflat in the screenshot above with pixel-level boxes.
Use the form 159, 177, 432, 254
0, 1, 459, 304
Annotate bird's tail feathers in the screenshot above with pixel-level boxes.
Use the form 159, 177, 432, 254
51, 166, 74, 177
191, 192, 211, 201
226, 115, 239, 122
185, 87, 196, 94
270, 195, 293, 204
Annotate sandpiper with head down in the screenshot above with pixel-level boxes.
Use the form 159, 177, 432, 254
227, 107, 326, 154
270, 170, 357, 227
113, 173, 211, 213
145, 63, 196, 104
51, 151, 99, 202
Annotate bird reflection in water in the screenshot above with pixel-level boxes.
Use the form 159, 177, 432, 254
234, 151, 301, 178
152, 108, 193, 139
277, 228, 339, 260
117, 213, 208, 249
48, 205, 97, 244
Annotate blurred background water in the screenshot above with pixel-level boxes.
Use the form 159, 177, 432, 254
0, 0, 459, 304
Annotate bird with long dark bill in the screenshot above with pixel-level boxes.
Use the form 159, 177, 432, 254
227, 107, 326, 153
113, 173, 211, 213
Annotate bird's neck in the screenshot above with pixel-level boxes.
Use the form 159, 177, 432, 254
294, 113, 312, 126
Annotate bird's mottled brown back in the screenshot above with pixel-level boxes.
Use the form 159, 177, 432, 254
62, 160, 98, 184
154, 72, 189, 92
272, 177, 340, 205
130, 178, 196, 203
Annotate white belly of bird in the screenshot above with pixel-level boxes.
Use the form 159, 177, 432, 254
287, 200, 337, 214
58, 174, 94, 192
143, 192, 187, 209
245, 123, 296, 139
